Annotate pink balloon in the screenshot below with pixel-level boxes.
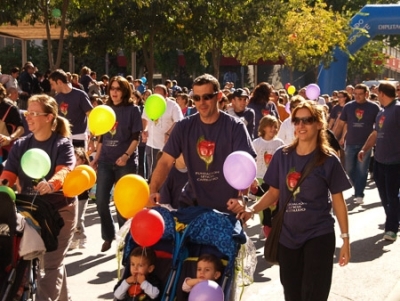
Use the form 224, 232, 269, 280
285, 102, 291, 114
189, 280, 224, 301
284, 83, 291, 90
223, 151, 256, 190
306, 84, 320, 100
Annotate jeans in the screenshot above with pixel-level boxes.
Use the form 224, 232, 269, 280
145, 145, 160, 180
345, 144, 372, 198
373, 161, 400, 233
96, 161, 136, 241
279, 232, 335, 301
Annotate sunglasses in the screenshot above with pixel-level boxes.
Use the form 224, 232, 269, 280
192, 92, 218, 102
292, 116, 315, 125
24, 111, 49, 117
110, 86, 122, 92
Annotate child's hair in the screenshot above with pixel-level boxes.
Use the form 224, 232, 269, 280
74, 147, 90, 165
258, 115, 279, 138
198, 254, 223, 274
130, 247, 157, 266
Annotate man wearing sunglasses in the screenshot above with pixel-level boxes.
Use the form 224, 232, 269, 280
147, 74, 256, 214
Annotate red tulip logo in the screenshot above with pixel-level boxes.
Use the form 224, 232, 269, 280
355, 109, 364, 121
378, 115, 385, 128
286, 168, 301, 198
197, 136, 216, 170
109, 121, 118, 137
60, 102, 68, 116
262, 109, 270, 116
264, 151, 272, 167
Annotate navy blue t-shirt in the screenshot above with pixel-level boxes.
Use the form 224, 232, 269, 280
99, 104, 142, 165
340, 100, 380, 145
226, 107, 255, 139
248, 101, 279, 138
374, 100, 400, 164
163, 112, 256, 213
55, 88, 93, 135
264, 147, 351, 249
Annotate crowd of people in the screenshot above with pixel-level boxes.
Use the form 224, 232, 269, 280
0, 60, 400, 301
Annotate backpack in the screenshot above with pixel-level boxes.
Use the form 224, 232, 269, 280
15, 194, 64, 252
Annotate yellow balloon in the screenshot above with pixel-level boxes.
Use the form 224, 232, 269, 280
114, 174, 149, 219
75, 165, 97, 189
63, 169, 90, 197
287, 85, 296, 95
88, 105, 116, 136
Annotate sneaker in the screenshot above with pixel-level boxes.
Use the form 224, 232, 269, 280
383, 231, 397, 241
69, 239, 79, 250
355, 197, 364, 204
79, 239, 87, 249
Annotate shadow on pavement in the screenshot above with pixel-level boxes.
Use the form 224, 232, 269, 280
66, 254, 115, 277
335, 233, 393, 263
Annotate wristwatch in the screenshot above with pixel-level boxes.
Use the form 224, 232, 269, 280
340, 233, 349, 239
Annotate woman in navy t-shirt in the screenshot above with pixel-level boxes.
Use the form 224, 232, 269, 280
90, 76, 142, 252
240, 101, 351, 301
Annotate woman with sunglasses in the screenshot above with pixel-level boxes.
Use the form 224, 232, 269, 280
90, 76, 142, 252
239, 101, 351, 301
0, 94, 76, 301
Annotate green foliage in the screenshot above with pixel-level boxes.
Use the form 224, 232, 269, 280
347, 40, 388, 82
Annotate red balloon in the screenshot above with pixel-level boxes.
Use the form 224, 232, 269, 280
130, 209, 165, 247
284, 83, 291, 90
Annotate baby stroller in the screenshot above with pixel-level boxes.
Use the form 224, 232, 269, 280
169, 207, 246, 301
0, 192, 37, 301
119, 206, 246, 301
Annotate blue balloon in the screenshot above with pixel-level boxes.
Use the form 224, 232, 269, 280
188, 280, 224, 301
140, 76, 147, 84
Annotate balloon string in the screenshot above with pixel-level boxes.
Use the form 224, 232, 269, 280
31, 190, 39, 211
133, 247, 147, 297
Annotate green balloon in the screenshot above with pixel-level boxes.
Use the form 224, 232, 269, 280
144, 94, 167, 120
21, 148, 51, 179
0, 186, 16, 201
52, 8, 61, 18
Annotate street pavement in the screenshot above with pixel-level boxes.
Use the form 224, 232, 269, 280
65, 176, 400, 300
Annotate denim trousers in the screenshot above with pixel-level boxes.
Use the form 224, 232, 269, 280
96, 161, 136, 241
373, 161, 400, 233
345, 144, 372, 198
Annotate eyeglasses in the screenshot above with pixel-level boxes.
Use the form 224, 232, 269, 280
24, 111, 49, 117
110, 86, 122, 92
192, 92, 218, 102
292, 116, 315, 125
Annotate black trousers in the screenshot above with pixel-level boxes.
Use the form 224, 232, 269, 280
279, 232, 335, 301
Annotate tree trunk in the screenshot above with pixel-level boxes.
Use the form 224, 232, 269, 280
141, 31, 155, 90
211, 48, 221, 81
55, 0, 70, 70
42, 0, 54, 70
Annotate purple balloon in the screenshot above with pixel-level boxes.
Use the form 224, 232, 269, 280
285, 102, 291, 114
223, 151, 256, 190
306, 84, 320, 100
188, 280, 224, 301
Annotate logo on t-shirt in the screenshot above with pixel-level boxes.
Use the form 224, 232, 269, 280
110, 121, 118, 137
286, 168, 301, 198
264, 151, 272, 167
378, 115, 385, 129
60, 102, 68, 116
355, 108, 364, 121
262, 109, 270, 116
197, 136, 215, 170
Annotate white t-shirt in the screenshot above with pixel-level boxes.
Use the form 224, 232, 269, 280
277, 117, 294, 145
253, 136, 284, 179
142, 98, 184, 149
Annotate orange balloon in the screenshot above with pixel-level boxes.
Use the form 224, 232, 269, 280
75, 165, 97, 189
114, 174, 149, 219
63, 169, 90, 197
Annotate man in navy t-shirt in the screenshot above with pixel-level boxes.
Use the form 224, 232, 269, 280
49, 69, 93, 149
147, 74, 256, 214
334, 84, 380, 204
226, 88, 255, 139
359, 82, 400, 241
